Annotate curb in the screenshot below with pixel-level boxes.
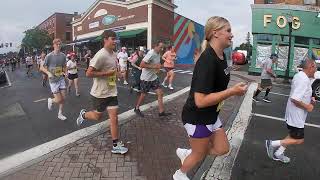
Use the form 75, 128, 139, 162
192, 83, 257, 180
0, 86, 190, 178
203, 83, 257, 180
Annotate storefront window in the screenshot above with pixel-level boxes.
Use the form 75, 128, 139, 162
275, 35, 289, 43
256, 34, 273, 42
264, 0, 274, 4
295, 36, 309, 45
312, 38, 320, 46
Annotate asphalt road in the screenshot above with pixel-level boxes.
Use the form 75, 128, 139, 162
0, 65, 194, 159
230, 85, 320, 180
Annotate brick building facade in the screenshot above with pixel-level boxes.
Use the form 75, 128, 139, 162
71, 0, 177, 50
38, 13, 74, 43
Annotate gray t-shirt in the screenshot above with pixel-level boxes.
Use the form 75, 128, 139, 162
44, 52, 67, 83
261, 58, 273, 79
140, 49, 160, 81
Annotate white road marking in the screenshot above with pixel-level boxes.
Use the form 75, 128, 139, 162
0, 86, 191, 177
33, 98, 47, 103
173, 69, 184, 72
253, 113, 320, 129
205, 83, 258, 180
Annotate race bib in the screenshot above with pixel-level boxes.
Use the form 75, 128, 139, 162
217, 101, 224, 112
54, 67, 63, 76
107, 73, 116, 86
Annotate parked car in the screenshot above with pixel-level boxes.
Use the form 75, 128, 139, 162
232, 52, 246, 65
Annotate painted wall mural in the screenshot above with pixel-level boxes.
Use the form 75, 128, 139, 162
173, 14, 204, 64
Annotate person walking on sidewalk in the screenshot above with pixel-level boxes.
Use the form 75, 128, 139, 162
129, 47, 144, 93
252, 53, 278, 103
84, 50, 92, 72
39, 51, 48, 87
26, 54, 34, 77
161, 45, 177, 90
67, 52, 80, 96
265, 58, 316, 164
76, 30, 128, 155
41, 38, 68, 121
117, 47, 129, 85
173, 16, 248, 180
133, 40, 172, 118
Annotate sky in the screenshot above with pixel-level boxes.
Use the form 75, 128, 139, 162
0, 0, 253, 54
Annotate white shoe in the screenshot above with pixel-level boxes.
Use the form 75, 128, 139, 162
173, 169, 189, 180
123, 81, 129, 85
111, 142, 128, 154
176, 148, 191, 164
58, 113, 67, 121
47, 98, 53, 111
168, 85, 174, 90
77, 109, 86, 126
162, 82, 167, 88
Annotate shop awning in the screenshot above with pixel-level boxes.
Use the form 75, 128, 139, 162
117, 29, 146, 39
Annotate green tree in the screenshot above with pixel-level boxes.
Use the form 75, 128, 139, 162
234, 32, 253, 58
21, 28, 52, 53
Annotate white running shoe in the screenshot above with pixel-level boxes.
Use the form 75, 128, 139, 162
47, 98, 53, 111
76, 109, 86, 126
173, 169, 189, 180
176, 148, 191, 164
123, 81, 129, 85
168, 85, 174, 90
111, 142, 128, 154
58, 113, 67, 121
273, 153, 290, 163
161, 82, 167, 88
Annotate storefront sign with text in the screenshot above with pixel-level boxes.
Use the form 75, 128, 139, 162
264, 15, 301, 30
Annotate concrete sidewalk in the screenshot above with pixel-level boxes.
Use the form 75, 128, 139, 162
1, 74, 251, 180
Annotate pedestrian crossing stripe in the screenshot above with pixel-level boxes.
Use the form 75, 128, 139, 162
160, 69, 193, 75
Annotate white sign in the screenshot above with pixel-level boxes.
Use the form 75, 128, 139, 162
89, 21, 100, 29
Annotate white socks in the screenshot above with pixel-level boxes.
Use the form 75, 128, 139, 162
271, 140, 281, 147
274, 146, 286, 157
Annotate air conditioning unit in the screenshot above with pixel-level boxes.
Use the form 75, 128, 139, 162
304, 0, 316, 5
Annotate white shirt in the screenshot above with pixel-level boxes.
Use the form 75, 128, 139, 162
66, 60, 77, 74
285, 71, 312, 128
117, 51, 128, 67
26, 56, 33, 65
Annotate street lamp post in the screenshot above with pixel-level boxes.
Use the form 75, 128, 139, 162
284, 16, 293, 83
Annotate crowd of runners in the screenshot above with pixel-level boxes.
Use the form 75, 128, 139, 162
2, 15, 317, 180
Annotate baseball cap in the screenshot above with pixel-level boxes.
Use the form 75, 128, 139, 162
270, 53, 278, 59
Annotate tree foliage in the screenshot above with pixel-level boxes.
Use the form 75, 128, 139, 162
21, 28, 52, 53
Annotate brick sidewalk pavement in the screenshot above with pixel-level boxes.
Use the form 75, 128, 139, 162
2, 75, 249, 180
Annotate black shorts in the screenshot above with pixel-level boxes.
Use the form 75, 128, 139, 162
68, 73, 78, 80
260, 79, 272, 88
91, 96, 118, 113
287, 124, 304, 139
140, 78, 161, 93
165, 67, 174, 72
27, 65, 33, 68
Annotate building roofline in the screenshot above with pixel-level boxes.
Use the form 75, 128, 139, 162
37, 12, 74, 28
72, 0, 177, 24
251, 4, 320, 13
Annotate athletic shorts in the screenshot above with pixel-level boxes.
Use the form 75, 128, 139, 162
260, 79, 272, 88
184, 118, 223, 138
287, 124, 304, 139
49, 78, 66, 94
91, 96, 118, 113
140, 78, 160, 93
27, 65, 33, 68
165, 67, 174, 72
68, 73, 78, 80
